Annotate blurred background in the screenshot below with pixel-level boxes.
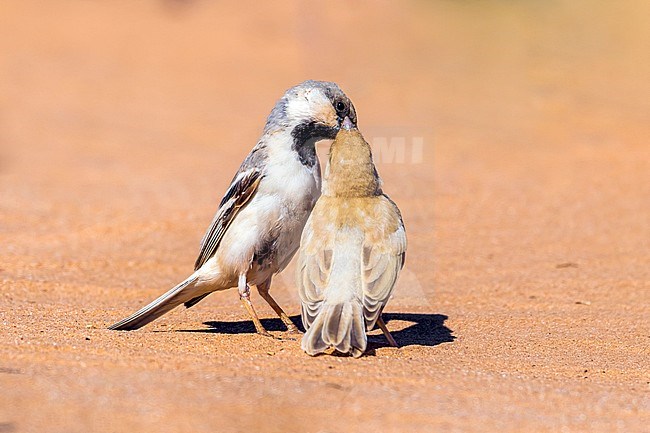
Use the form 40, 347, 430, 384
0, 1, 649, 432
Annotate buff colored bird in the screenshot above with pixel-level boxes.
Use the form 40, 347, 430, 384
297, 119, 406, 357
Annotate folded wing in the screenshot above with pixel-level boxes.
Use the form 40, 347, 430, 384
194, 169, 262, 271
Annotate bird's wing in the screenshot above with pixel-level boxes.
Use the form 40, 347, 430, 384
194, 169, 262, 270
361, 196, 406, 327
296, 212, 335, 329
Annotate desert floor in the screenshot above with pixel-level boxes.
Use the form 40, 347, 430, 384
0, 1, 648, 432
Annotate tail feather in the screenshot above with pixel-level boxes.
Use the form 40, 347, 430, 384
109, 275, 200, 331
301, 301, 367, 357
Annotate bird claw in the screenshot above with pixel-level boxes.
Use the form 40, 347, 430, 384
276, 336, 296, 342
256, 329, 274, 339
285, 325, 303, 335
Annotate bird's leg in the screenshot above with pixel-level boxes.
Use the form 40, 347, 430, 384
256, 277, 301, 334
238, 274, 272, 337
376, 316, 398, 347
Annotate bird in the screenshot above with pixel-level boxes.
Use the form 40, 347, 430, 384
109, 80, 357, 336
297, 118, 407, 357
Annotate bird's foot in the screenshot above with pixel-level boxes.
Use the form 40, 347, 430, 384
256, 329, 275, 339
285, 324, 303, 335
377, 316, 398, 347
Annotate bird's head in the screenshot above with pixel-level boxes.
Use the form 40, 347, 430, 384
264, 80, 357, 149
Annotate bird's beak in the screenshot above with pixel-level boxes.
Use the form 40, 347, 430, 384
341, 116, 355, 131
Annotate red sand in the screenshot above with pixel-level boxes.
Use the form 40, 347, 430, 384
1, 1, 648, 432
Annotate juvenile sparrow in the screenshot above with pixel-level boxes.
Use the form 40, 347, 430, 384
297, 119, 406, 357
109, 81, 357, 335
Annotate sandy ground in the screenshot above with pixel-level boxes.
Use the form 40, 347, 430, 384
1, 1, 649, 432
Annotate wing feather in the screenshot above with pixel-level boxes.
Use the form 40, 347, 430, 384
362, 220, 406, 327
193, 169, 262, 270
296, 217, 333, 328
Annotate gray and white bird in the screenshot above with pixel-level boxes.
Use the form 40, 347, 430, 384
297, 121, 406, 357
109, 81, 357, 335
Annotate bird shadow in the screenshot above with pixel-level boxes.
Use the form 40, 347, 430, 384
179, 312, 454, 350
367, 312, 455, 351
179, 315, 305, 335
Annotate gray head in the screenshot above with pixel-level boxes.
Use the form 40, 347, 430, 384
263, 80, 357, 141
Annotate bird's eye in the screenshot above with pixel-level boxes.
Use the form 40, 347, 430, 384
335, 101, 347, 113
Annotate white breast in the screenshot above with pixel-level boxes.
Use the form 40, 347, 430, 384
205, 141, 320, 286
261, 144, 321, 272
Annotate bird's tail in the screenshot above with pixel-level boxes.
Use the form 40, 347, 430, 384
301, 299, 367, 358
109, 274, 201, 331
